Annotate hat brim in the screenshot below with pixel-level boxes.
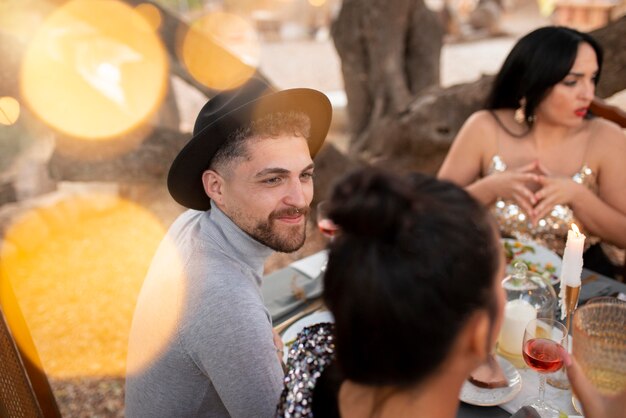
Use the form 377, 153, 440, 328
167, 88, 332, 210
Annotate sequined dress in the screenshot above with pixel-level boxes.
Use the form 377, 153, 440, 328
276, 322, 336, 418
488, 155, 599, 255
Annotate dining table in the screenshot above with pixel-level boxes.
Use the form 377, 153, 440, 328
262, 250, 626, 418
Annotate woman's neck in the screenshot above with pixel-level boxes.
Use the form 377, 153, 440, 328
531, 117, 585, 146
338, 369, 466, 418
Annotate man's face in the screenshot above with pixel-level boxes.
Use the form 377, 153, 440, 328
210, 135, 314, 253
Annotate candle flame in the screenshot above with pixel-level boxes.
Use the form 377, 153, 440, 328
571, 223, 580, 236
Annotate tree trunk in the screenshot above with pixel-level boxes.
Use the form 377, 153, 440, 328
592, 16, 626, 98
332, 0, 444, 152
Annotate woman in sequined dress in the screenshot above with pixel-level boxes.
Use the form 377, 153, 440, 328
437, 26, 626, 278
277, 168, 507, 417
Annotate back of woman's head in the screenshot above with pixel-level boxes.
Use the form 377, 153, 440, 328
486, 26, 603, 122
323, 168, 501, 387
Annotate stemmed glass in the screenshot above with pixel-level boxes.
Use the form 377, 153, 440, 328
522, 318, 568, 418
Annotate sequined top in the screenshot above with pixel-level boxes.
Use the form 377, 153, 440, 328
276, 322, 336, 418
488, 155, 599, 255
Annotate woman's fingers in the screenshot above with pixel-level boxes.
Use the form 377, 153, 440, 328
535, 161, 552, 176
512, 191, 535, 219
565, 355, 602, 417
565, 354, 626, 418
515, 171, 540, 184
533, 194, 558, 222
515, 160, 539, 173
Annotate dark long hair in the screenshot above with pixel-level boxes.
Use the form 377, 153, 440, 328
485, 26, 603, 124
322, 168, 500, 387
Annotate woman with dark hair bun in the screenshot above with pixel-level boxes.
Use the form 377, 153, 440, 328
276, 168, 625, 418
438, 26, 626, 278
277, 167, 507, 417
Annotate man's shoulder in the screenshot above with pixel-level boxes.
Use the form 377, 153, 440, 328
168, 209, 206, 236
186, 260, 259, 308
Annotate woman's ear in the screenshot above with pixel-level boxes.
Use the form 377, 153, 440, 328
462, 310, 492, 362
202, 170, 224, 206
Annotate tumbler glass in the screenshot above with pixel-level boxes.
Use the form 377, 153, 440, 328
572, 297, 626, 395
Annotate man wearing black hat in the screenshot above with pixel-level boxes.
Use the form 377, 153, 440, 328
125, 78, 331, 418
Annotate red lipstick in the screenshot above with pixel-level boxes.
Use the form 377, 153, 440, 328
574, 108, 588, 118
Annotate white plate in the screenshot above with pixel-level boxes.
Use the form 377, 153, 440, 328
460, 355, 523, 406
289, 250, 328, 279
281, 311, 334, 363
502, 238, 562, 285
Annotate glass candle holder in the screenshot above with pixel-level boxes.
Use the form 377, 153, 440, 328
497, 261, 557, 368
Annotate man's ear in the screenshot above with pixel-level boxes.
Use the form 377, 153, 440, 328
202, 169, 224, 206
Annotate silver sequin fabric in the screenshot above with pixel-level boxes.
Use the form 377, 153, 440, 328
488, 155, 599, 255
276, 322, 335, 418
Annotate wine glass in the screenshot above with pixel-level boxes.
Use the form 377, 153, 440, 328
316, 201, 339, 241
522, 318, 568, 418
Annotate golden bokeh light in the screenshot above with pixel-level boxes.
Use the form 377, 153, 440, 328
0, 96, 21, 126
308, 0, 327, 6
0, 193, 179, 377
180, 11, 260, 91
135, 2, 162, 31
20, 0, 168, 141
0, 0, 55, 44
125, 234, 186, 376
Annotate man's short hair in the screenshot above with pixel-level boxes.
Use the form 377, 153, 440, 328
209, 111, 311, 174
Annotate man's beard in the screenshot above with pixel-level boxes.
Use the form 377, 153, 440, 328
247, 207, 310, 253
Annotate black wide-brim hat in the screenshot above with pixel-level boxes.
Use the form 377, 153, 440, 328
167, 77, 332, 210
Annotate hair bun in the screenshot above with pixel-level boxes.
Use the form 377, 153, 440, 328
328, 169, 414, 239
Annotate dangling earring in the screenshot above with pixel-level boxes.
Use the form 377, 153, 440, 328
514, 98, 526, 125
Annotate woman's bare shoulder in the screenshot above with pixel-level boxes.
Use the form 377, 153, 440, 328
456, 110, 497, 140
465, 110, 496, 127
589, 117, 625, 148
587, 118, 626, 170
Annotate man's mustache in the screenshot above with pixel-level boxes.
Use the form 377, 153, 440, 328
270, 206, 310, 220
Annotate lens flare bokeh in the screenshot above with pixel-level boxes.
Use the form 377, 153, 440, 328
134, 2, 162, 32
180, 11, 260, 91
0, 96, 21, 126
0, 193, 177, 377
20, 0, 168, 141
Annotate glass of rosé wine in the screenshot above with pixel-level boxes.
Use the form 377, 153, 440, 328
316, 201, 339, 241
522, 318, 568, 417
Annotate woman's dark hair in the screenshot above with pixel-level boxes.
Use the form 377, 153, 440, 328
322, 168, 501, 387
485, 26, 603, 124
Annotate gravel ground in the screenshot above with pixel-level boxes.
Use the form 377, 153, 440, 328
51, 377, 125, 418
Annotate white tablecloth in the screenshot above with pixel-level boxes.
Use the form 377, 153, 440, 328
500, 367, 581, 417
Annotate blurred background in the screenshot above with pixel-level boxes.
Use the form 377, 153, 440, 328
0, 0, 624, 416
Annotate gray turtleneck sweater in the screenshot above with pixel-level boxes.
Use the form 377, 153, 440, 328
125, 206, 283, 418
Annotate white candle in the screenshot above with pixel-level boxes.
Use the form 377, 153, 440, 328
558, 223, 586, 319
560, 223, 586, 287
498, 299, 537, 356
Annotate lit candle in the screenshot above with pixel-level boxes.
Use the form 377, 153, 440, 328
559, 223, 586, 319
560, 224, 585, 287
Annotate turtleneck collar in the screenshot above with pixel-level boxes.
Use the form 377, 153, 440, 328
201, 203, 274, 276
